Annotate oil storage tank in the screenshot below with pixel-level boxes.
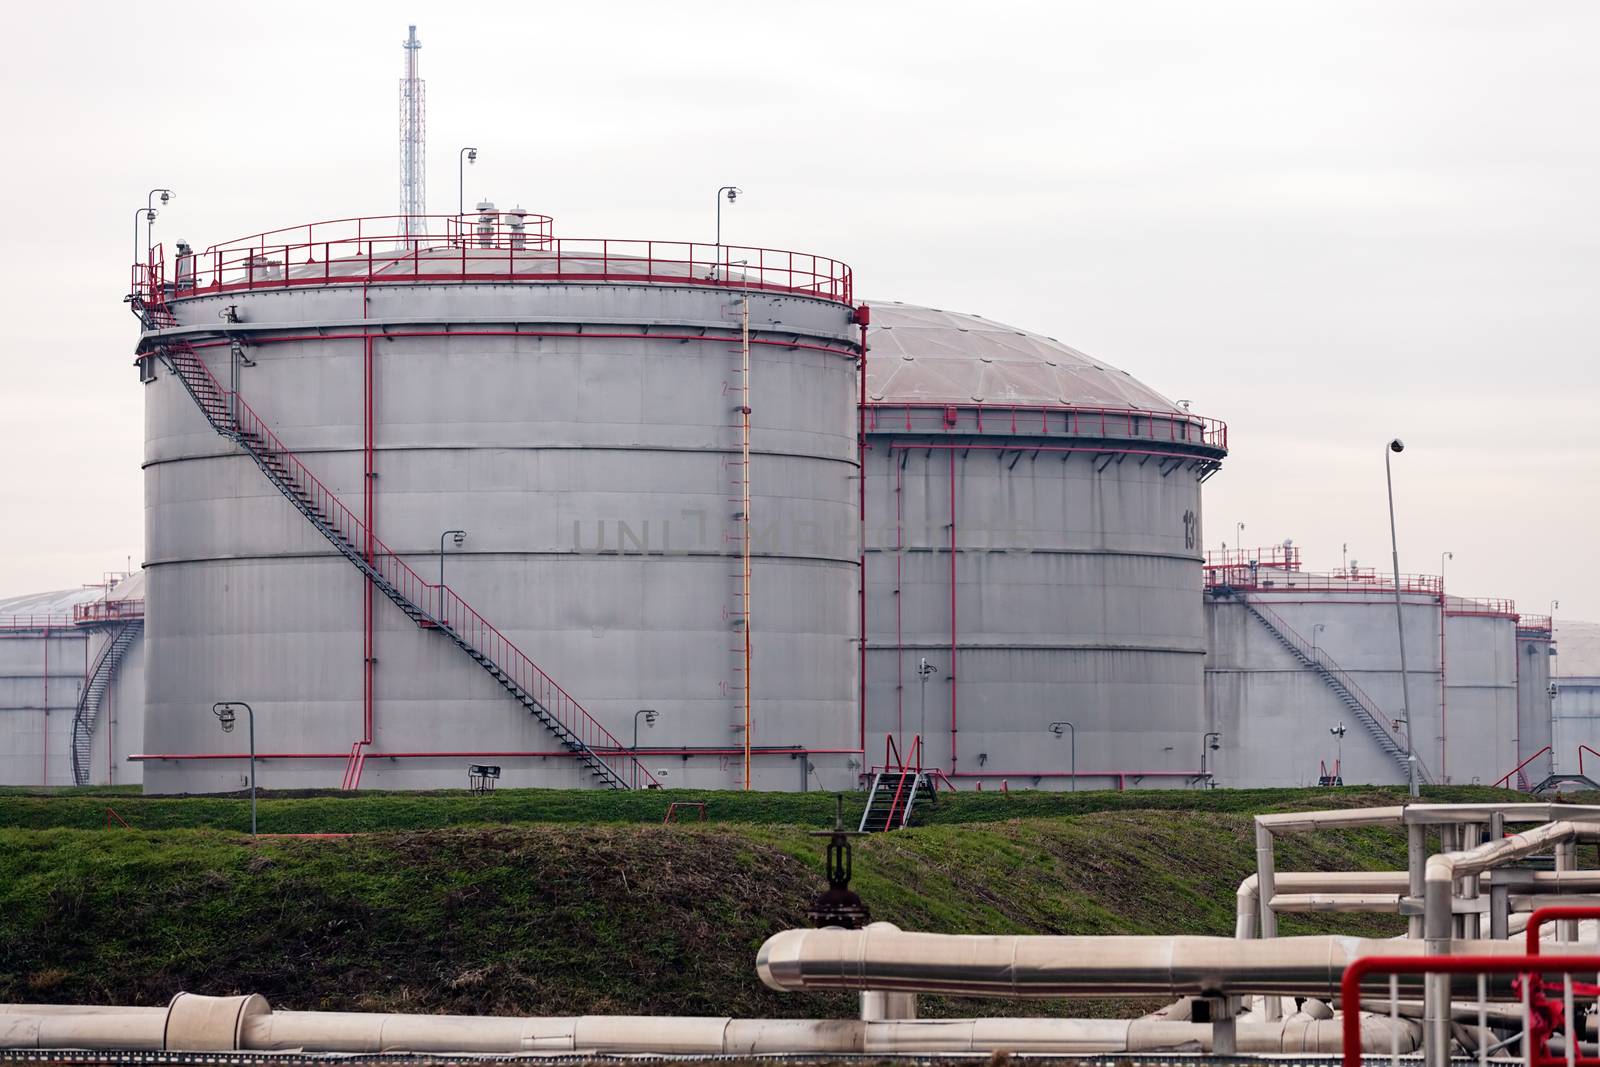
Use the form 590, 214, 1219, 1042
861, 303, 1228, 789
0, 575, 145, 786
1204, 550, 1539, 788
132, 211, 860, 792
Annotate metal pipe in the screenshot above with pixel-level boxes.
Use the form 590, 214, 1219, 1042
757, 925, 1556, 1001
0, 998, 1424, 1056
1422, 820, 1600, 1067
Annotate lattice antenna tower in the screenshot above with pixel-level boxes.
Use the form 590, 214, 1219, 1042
399, 25, 426, 238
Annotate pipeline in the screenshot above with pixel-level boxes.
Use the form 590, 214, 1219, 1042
0, 994, 1420, 1056
755, 924, 1582, 1000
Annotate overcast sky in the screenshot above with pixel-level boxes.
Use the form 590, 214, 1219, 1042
2, 1, 1594, 619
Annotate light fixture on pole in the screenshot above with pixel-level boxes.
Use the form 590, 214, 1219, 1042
1439, 551, 1453, 590
1385, 438, 1418, 798
633, 709, 658, 790
716, 185, 741, 248
1329, 722, 1347, 781
438, 529, 466, 620
1048, 721, 1076, 791
1202, 731, 1221, 786
212, 701, 256, 836
458, 148, 478, 218
1234, 522, 1246, 556
916, 657, 938, 751
1312, 623, 1327, 662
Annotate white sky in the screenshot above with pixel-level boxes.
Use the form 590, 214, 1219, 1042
1, 0, 1595, 618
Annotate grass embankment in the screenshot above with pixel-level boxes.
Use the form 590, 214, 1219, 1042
0, 784, 1556, 1021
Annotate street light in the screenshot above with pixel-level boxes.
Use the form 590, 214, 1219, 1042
458, 147, 478, 218
1312, 623, 1327, 662
438, 529, 466, 620
1048, 721, 1076, 791
1385, 438, 1419, 798
633, 709, 658, 790
1439, 551, 1453, 589
212, 701, 256, 836
1329, 723, 1347, 782
1234, 522, 1246, 555
716, 185, 741, 247
916, 657, 938, 751
136, 188, 173, 266
1202, 731, 1221, 785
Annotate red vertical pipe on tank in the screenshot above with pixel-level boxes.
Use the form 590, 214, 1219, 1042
42, 624, 49, 786
856, 306, 870, 751
948, 448, 958, 770
358, 288, 376, 783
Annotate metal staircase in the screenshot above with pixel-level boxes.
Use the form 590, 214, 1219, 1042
860, 735, 933, 832
1219, 588, 1427, 784
70, 619, 142, 786
136, 299, 653, 790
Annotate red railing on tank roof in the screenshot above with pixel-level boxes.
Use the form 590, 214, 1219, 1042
72, 599, 145, 625
862, 401, 1227, 451
135, 213, 853, 306
1204, 566, 1443, 596
1519, 614, 1554, 634
0, 614, 75, 632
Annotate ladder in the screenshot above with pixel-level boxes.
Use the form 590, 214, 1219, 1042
1223, 588, 1427, 784
859, 734, 931, 832
70, 620, 142, 786
137, 300, 653, 790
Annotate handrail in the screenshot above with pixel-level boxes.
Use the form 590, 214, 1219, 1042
1339, 953, 1600, 1067
882, 734, 923, 830
1495, 745, 1554, 790
1207, 567, 1444, 596
143, 300, 655, 789
1525, 905, 1600, 955
138, 214, 853, 306
1579, 745, 1600, 780
862, 400, 1227, 451
72, 599, 145, 625
0, 614, 74, 631
104, 807, 131, 829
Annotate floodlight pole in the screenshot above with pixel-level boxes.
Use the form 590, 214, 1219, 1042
214, 701, 256, 836
1385, 441, 1419, 798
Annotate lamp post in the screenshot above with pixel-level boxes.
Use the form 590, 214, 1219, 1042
633, 709, 658, 790
1439, 551, 1453, 589
438, 529, 466, 621
1234, 522, 1246, 556
916, 657, 937, 751
212, 701, 256, 836
1049, 721, 1076, 791
1202, 731, 1221, 785
458, 148, 478, 218
1312, 623, 1326, 662
1385, 438, 1419, 798
715, 185, 741, 248
1330, 723, 1347, 781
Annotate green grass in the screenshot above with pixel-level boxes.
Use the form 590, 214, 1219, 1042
0, 782, 1524, 1020
0, 782, 1535, 834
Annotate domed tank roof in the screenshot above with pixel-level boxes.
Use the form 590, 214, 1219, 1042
865, 302, 1186, 413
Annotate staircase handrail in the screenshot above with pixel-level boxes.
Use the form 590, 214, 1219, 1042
1579, 745, 1600, 779
1494, 745, 1553, 790
881, 734, 922, 831
141, 307, 654, 788
71, 620, 142, 785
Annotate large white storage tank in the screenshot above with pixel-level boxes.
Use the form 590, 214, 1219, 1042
133, 213, 861, 792
0, 576, 145, 786
1204, 550, 1544, 787
861, 303, 1228, 789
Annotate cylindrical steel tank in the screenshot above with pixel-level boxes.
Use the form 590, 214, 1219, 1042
862, 303, 1228, 789
1516, 617, 1556, 785
0, 578, 145, 786
134, 216, 860, 792
1204, 559, 1533, 788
